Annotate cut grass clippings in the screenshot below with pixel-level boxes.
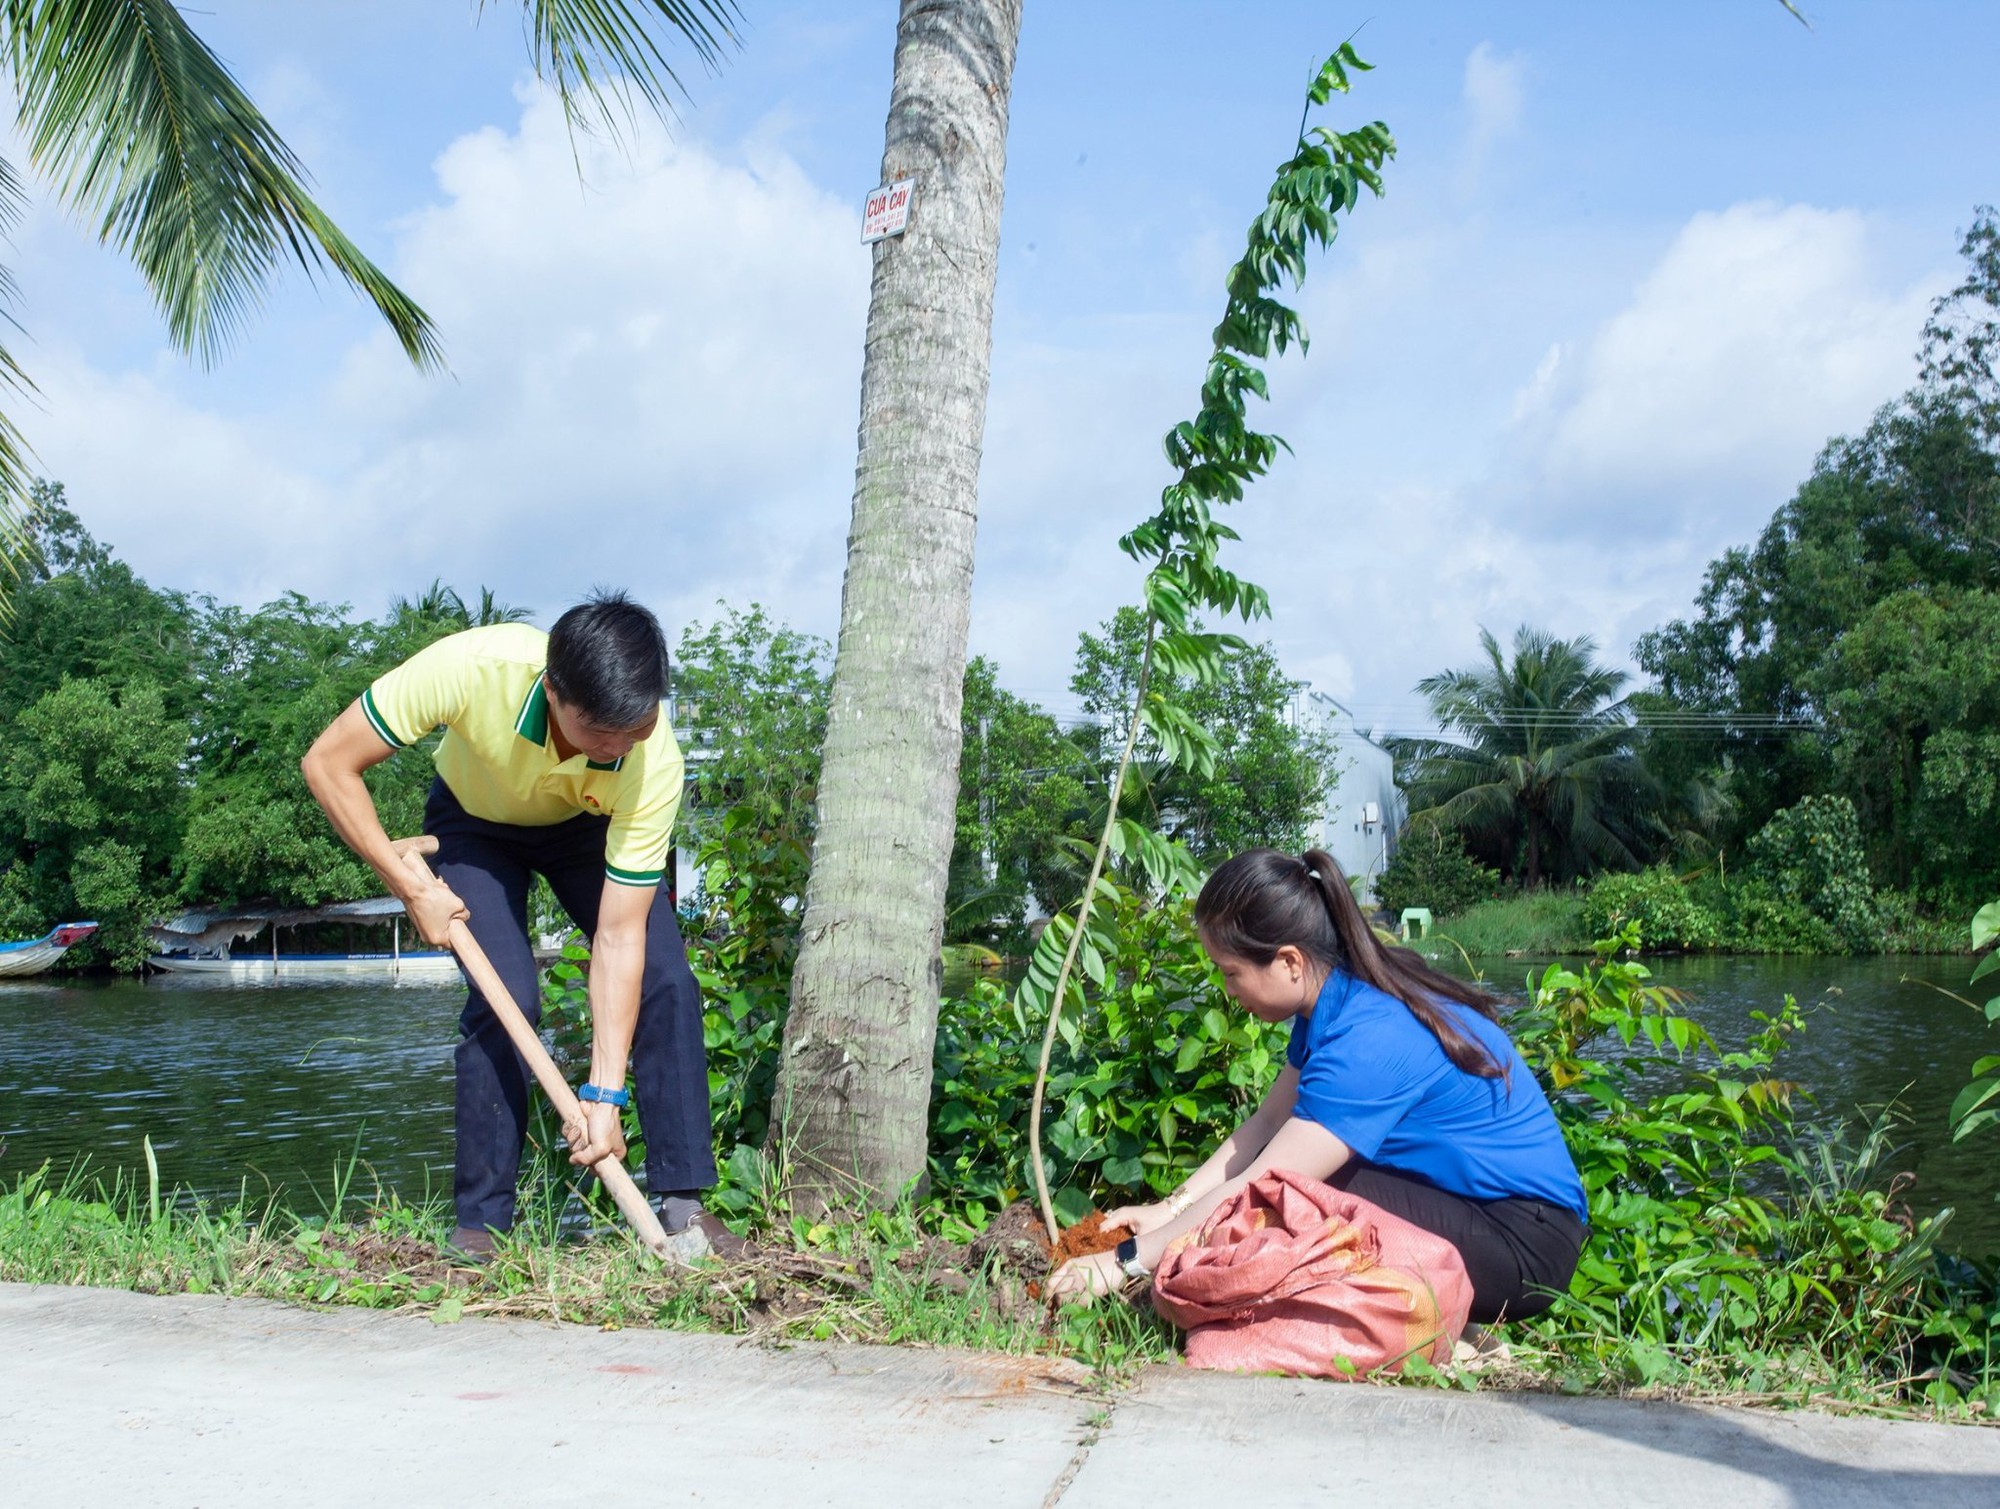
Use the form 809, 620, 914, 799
0, 1163, 1174, 1378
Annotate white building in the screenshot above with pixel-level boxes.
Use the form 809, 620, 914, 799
1286, 688, 1405, 902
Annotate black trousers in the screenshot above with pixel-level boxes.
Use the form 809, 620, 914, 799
425, 778, 716, 1232
1330, 1160, 1586, 1324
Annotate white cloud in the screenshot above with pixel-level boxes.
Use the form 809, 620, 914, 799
1214, 200, 1951, 720
23, 85, 871, 631
1462, 43, 1527, 175
12, 92, 1958, 749
1534, 202, 1937, 535
1508, 342, 1564, 425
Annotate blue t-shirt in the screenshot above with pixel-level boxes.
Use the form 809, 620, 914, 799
1287, 970, 1587, 1220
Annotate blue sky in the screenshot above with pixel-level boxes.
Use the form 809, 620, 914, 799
14, 2, 2000, 730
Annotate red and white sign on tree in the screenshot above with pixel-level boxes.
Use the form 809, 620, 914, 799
862, 178, 915, 242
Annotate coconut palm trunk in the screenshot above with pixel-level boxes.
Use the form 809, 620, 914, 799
774, 0, 1021, 1206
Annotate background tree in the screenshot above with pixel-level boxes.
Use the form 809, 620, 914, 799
776, 0, 1022, 1208
1070, 606, 1338, 868
1921, 205, 2000, 444
672, 605, 831, 983
1637, 208, 2000, 907
947, 656, 1088, 948
0, 676, 187, 966
0, 492, 529, 929
0, 483, 199, 724
1391, 626, 1659, 889
176, 590, 491, 907
1811, 588, 2000, 907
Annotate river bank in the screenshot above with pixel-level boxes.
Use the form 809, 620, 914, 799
1409, 892, 1976, 962
6, 955, 1999, 1416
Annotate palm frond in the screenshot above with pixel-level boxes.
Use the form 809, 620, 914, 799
493, 0, 742, 131
0, 151, 39, 630
6, 0, 442, 369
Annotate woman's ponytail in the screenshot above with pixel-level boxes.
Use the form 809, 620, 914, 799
1197, 847, 1509, 1081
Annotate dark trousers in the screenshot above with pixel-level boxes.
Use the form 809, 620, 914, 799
1330, 1161, 1585, 1324
425, 778, 716, 1232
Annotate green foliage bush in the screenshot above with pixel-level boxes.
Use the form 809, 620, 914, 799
540, 858, 1284, 1231
1374, 823, 1501, 917
931, 885, 1285, 1227
1949, 900, 2000, 1143
1415, 889, 1589, 959
1513, 932, 1996, 1405
1874, 888, 1972, 954
0, 677, 188, 967
1743, 795, 1883, 953
1582, 867, 1721, 952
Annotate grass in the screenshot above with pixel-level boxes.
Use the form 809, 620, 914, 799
7, 1153, 1997, 1421
0, 1158, 1176, 1379
1413, 890, 1591, 962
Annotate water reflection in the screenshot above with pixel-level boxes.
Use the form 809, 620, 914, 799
0, 975, 462, 1212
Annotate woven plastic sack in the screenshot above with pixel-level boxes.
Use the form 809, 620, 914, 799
1150, 1168, 1472, 1378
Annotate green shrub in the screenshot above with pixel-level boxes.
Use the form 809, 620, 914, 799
931, 883, 1286, 1228
1721, 876, 1840, 953
1416, 888, 1589, 959
1744, 795, 1883, 953
1514, 930, 1995, 1406
1582, 867, 1721, 952
1375, 824, 1501, 917
1875, 888, 1972, 954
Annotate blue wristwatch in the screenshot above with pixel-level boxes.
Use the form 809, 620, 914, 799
577, 1082, 631, 1107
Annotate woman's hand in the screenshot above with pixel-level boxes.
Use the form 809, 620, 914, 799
1048, 1250, 1125, 1305
1102, 1200, 1177, 1237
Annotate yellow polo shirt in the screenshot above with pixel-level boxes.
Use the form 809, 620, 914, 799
361, 624, 683, 887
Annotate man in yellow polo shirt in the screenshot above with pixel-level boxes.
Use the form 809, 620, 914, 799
302, 591, 730, 1260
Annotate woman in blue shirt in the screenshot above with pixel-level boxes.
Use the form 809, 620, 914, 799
1051, 847, 1587, 1323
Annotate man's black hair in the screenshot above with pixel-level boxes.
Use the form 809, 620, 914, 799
544, 589, 671, 729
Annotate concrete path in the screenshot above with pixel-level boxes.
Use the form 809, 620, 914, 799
2, 1282, 1997, 1508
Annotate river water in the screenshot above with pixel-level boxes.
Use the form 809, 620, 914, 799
2, 954, 1996, 1252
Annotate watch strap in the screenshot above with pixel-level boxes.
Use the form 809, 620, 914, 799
1115, 1235, 1149, 1279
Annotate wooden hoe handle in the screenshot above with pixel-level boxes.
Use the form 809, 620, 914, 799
392, 837, 673, 1258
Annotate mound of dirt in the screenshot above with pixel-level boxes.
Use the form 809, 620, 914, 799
1047, 1209, 1131, 1264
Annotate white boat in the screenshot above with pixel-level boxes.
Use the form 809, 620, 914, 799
146, 950, 461, 984
147, 897, 461, 986
0, 922, 99, 977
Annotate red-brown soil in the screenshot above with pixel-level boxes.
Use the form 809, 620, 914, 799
1045, 1209, 1132, 1264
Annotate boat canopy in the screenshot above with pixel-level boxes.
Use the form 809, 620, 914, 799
149, 897, 407, 955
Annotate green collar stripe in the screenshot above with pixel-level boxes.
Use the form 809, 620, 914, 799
604, 863, 664, 888
516, 677, 550, 745
360, 689, 405, 749
586, 755, 625, 772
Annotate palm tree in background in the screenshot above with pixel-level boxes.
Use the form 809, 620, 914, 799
1388, 626, 1661, 889
0, 0, 740, 620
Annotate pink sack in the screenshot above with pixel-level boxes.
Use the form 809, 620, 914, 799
1150, 1168, 1472, 1379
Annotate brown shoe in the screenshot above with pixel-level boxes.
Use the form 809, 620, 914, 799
447, 1225, 497, 1265
691, 1210, 751, 1262
652, 1207, 751, 1264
